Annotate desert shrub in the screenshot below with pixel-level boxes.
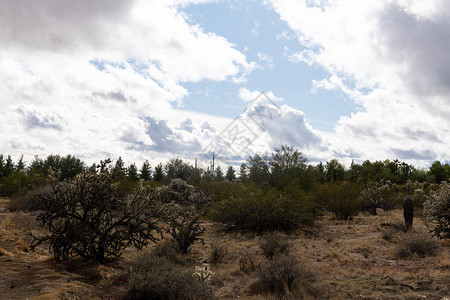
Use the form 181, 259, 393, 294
126, 253, 213, 300
208, 183, 317, 232
8, 184, 53, 212
381, 228, 397, 242
30, 159, 165, 263
165, 205, 205, 254
423, 183, 449, 239
209, 244, 228, 264
0, 169, 47, 197
9, 193, 39, 211
151, 239, 185, 265
259, 232, 289, 260
394, 232, 440, 258
238, 251, 261, 273
252, 256, 315, 297
380, 221, 405, 241
321, 182, 362, 220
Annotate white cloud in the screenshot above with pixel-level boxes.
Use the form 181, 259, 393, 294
0, 0, 256, 166
238, 88, 283, 102
256, 52, 275, 69
268, 0, 450, 167
196, 95, 326, 166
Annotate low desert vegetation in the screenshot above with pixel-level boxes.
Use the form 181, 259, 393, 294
0, 146, 448, 299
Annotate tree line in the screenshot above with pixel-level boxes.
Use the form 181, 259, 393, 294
0, 148, 449, 194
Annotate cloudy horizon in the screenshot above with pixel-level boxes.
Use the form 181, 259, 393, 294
0, 0, 448, 170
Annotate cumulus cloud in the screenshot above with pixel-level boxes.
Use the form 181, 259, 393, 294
268, 0, 450, 167
0, 0, 255, 165
199, 93, 326, 165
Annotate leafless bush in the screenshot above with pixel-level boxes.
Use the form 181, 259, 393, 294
252, 256, 315, 297
165, 205, 205, 254
209, 244, 227, 264
395, 232, 440, 258
259, 232, 289, 260
238, 251, 260, 273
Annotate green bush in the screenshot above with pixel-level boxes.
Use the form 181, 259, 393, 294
0, 169, 47, 197
208, 183, 317, 232
126, 253, 213, 300
319, 182, 362, 220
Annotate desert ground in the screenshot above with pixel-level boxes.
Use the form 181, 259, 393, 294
0, 196, 448, 299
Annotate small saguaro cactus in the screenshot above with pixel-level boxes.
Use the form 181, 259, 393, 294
403, 196, 414, 231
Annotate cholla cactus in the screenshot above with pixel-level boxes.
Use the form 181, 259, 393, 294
193, 264, 213, 284
423, 183, 449, 239
360, 180, 392, 215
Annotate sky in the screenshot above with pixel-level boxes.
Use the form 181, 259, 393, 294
0, 0, 449, 170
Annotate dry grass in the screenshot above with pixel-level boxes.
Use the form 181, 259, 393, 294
0, 196, 449, 299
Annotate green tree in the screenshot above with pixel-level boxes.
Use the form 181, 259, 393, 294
226, 165, 236, 181
3, 155, 15, 178
165, 158, 192, 181
59, 155, 84, 180
0, 154, 4, 178
325, 159, 345, 182
247, 154, 270, 184
153, 163, 165, 182
115, 157, 125, 172
429, 161, 446, 183
239, 163, 248, 183
16, 155, 26, 171
214, 166, 224, 181
127, 163, 139, 181
269, 145, 307, 189
28, 154, 84, 181
140, 160, 152, 181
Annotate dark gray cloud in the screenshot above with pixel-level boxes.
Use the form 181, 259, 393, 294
16, 107, 63, 130
392, 148, 436, 161
92, 91, 136, 103
0, 0, 134, 51
122, 117, 201, 155
379, 4, 450, 99
402, 127, 441, 142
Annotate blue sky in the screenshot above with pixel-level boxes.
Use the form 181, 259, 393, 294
0, 0, 448, 169
181, 1, 356, 131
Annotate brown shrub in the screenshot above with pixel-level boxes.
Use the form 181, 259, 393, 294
259, 232, 289, 260
126, 253, 213, 300
251, 256, 316, 297
395, 232, 440, 258
209, 244, 228, 264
